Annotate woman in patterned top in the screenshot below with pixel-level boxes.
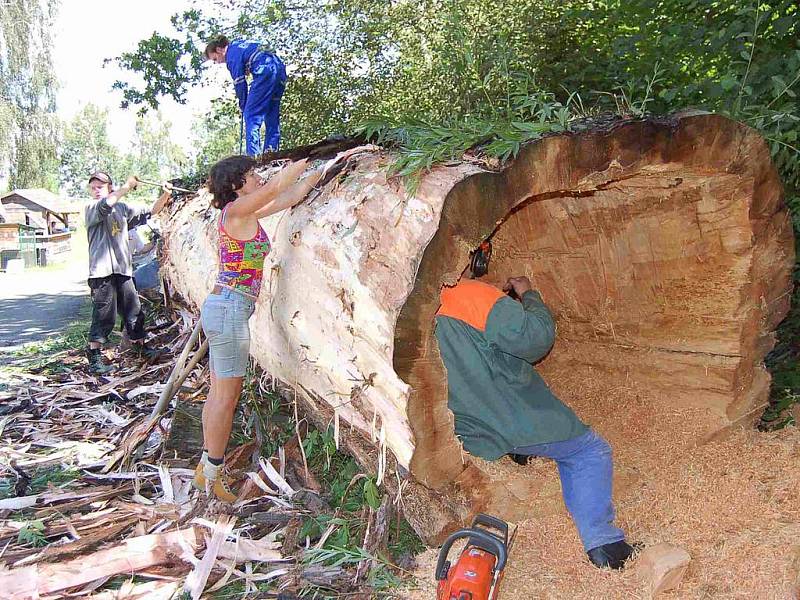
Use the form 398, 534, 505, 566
194, 154, 328, 501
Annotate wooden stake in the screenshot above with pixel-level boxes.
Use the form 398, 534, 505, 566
168, 339, 209, 397
150, 319, 203, 420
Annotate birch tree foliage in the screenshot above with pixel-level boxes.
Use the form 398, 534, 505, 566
0, 0, 60, 190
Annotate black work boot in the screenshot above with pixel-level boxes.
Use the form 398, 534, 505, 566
85, 347, 113, 375
509, 453, 531, 466
133, 342, 164, 361
587, 540, 639, 570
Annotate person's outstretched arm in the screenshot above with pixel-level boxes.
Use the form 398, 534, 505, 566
227, 148, 364, 219
103, 176, 139, 209
125, 184, 173, 227
485, 276, 556, 363
252, 147, 367, 218
224, 159, 309, 219
254, 169, 324, 218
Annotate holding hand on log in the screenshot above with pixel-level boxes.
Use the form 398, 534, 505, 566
321, 145, 373, 177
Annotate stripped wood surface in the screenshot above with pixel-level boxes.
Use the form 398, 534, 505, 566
161, 113, 795, 543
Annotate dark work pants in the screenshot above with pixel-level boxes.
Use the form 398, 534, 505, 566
88, 274, 144, 344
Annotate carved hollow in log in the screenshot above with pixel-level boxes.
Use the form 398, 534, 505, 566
162, 113, 794, 544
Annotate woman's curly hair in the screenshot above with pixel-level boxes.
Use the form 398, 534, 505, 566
208, 155, 257, 209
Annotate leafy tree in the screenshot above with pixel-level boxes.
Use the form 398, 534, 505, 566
60, 104, 124, 196
191, 98, 240, 173
550, 1, 800, 192
124, 111, 189, 186
107, 9, 208, 115
0, 0, 61, 191
60, 103, 188, 198
111, 0, 798, 199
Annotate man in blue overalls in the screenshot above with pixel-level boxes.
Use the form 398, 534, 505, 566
205, 35, 287, 156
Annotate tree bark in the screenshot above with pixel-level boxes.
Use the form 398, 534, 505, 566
161, 113, 794, 544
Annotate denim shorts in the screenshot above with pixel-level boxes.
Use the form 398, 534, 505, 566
201, 288, 256, 378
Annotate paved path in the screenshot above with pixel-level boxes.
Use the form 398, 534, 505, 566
0, 262, 89, 350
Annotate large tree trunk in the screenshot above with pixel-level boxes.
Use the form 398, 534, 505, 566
161, 113, 794, 544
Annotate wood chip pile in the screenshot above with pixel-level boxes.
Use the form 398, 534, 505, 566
0, 309, 412, 599
409, 370, 800, 599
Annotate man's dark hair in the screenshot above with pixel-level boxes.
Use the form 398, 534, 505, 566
204, 35, 230, 59
208, 155, 257, 209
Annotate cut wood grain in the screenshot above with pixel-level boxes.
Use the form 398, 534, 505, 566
161, 113, 795, 543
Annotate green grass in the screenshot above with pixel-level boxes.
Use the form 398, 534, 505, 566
17, 520, 47, 547
389, 519, 426, 557
297, 424, 425, 563
232, 366, 426, 600
0, 465, 81, 500
302, 545, 403, 593
235, 363, 290, 454
208, 578, 283, 599
209, 581, 247, 599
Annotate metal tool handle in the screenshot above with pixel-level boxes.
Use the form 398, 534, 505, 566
135, 178, 194, 194
435, 528, 508, 581
239, 114, 244, 155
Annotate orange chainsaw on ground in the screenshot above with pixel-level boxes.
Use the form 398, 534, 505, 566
435, 514, 511, 600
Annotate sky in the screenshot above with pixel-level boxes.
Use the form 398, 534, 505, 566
53, 0, 227, 156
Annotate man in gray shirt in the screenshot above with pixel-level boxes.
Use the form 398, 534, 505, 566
84, 171, 169, 374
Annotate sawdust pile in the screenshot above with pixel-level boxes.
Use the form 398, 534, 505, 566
406, 362, 800, 599
452, 363, 729, 524
408, 426, 800, 599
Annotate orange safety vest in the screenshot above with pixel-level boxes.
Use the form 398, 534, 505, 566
436, 280, 505, 332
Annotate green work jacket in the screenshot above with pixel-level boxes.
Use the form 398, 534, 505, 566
435, 287, 588, 460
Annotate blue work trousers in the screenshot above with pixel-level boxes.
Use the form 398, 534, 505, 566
513, 429, 626, 551
244, 54, 287, 156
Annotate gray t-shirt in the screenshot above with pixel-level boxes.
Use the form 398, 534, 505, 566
84, 198, 150, 279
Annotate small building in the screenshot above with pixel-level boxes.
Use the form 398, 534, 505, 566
0, 222, 38, 269
0, 189, 81, 268
1, 188, 80, 233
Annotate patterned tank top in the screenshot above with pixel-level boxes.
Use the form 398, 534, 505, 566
216, 206, 271, 298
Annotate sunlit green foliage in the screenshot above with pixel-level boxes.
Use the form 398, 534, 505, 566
0, 0, 60, 190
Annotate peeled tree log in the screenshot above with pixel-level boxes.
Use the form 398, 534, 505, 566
162, 113, 794, 544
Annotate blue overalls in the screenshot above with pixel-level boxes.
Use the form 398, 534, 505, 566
226, 40, 287, 156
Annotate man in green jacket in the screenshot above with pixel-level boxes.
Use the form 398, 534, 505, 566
434, 274, 636, 569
